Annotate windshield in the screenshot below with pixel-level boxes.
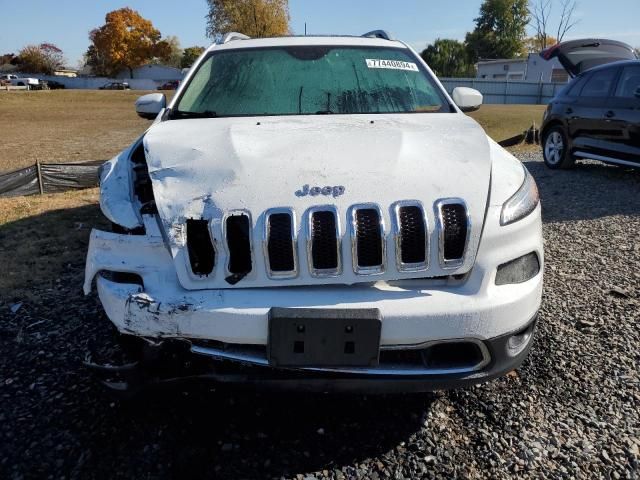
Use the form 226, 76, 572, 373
174, 46, 452, 118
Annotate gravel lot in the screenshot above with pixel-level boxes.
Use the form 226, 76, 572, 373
0, 152, 639, 479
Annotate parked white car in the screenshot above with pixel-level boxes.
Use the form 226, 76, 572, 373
85, 31, 543, 393
2, 74, 40, 89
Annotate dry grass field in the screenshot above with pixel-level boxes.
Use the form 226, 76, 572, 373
0, 90, 544, 174
0, 90, 164, 173
469, 104, 546, 144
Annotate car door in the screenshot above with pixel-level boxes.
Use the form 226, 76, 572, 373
604, 64, 640, 163
568, 67, 619, 156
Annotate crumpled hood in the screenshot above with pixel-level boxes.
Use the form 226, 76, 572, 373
143, 113, 492, 289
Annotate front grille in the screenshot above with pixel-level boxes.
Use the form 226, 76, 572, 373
225, 214, 252, 275
266, 211, 296, 276
353, 207, 384, 272
396, 204, 427, 268
183, 198, 470, 283
440, 202, 468, 265
186, 219, 215, 275
310, 209, 339, 273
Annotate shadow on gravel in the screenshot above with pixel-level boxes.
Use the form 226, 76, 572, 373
83, 388, 433, 478
524, 159, 640, 223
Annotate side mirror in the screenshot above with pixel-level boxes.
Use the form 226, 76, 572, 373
452, 87, 483, 112
634, 87, 640, 99
135, 93, 166, 120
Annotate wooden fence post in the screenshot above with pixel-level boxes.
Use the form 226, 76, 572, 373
35, 159, 44, 195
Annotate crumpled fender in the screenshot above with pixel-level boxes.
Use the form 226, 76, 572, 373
99, 141, 143, 230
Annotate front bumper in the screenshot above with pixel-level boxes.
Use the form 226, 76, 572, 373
86, 315, 537, 394
84, 203, 542, 392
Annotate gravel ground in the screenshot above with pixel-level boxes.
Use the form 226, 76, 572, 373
1, 152, 639, 479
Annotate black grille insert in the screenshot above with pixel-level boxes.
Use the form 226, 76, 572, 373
355, 208, 383, 268
441, 203, 467, 261
226, 215, 252, 275
186, 219, 215, 275
422, 342, 484, 370
398, 206, 426, 265
310, 211, 339, 271
267, 213, 295, 273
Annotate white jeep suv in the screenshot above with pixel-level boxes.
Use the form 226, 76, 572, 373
84, 31, 543, 393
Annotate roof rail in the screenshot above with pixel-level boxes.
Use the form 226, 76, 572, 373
362, 30, 394, 41
221, 32, 251, 44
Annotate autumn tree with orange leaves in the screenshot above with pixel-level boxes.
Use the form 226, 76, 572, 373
87, 8, 171, 77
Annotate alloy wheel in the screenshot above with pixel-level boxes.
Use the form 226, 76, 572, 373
544, 131, 564, 165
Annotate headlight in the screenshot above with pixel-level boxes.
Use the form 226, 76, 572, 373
495, 252, 540, 285
500, 166, 539, 226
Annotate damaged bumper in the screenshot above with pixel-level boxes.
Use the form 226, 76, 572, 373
85, 315, 537, 394
84, 203, 542, 393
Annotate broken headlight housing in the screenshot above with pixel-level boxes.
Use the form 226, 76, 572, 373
500, 167, 539, 226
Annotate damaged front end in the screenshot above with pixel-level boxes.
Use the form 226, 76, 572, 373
84, 335, 206, 396
84, 116, 541, 395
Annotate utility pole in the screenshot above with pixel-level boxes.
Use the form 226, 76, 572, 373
304, 22, 307, 36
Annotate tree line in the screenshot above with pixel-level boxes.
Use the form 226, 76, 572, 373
4, 0, 636, 80
421, 0, 579, 77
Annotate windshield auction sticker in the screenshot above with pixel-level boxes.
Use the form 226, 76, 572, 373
366, 59, 419, 71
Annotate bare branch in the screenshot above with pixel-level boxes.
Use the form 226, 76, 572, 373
529, 0, 580, 50
529, 0, 553, 49
556, 0, 579, 42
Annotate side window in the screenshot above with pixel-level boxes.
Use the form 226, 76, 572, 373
565, 76, 587, 96
580, 68, 617, 97
614, 66, 640, 98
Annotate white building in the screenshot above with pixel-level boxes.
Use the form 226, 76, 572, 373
116, 64, 183, 81
477, 53, 568, 83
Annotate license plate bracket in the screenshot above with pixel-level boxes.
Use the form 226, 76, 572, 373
268, 308, 381, 367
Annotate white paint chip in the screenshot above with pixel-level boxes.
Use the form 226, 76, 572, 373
366, 59, 419, 71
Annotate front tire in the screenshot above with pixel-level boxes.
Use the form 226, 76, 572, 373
543, 126, 575, 169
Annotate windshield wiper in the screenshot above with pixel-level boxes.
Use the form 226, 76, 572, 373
170, 109, 217, 120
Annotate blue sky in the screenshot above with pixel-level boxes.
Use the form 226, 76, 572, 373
0, 0, 638, 66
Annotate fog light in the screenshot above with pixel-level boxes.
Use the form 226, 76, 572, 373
495, 252, 540, 285
507, 325, 534, 356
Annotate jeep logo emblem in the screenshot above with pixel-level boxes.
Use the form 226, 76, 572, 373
295, 184, 345, 198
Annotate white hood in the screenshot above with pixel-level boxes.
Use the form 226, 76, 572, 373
143, 113, 491, 289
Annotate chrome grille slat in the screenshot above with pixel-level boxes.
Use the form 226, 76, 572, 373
349, 204, 385, 275
224, 212, 253, 276
264, 208, 297, 279
186, 219, 215, 276
307, 206, 341, 277
393, 201, 428, 272
435, 199, 470, 269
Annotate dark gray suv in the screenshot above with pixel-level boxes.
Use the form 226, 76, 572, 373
540, 39, 639, 169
